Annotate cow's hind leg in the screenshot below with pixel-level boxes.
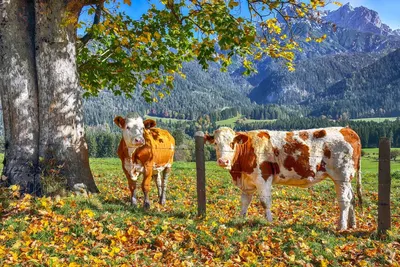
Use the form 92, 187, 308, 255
160, 168, 171, 206
152, 173, 162, 200
334, 181, 354, 230
240, 192, 253, 217
259, 176, 273, 222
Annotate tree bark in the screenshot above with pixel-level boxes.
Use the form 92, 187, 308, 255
0, 0, 99, 193
35, 0, 98, 192
0, 0, 41, 194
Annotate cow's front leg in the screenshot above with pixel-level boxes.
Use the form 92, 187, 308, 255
127, 178, 138, 207
259, 176, 273, 222
160, 168, 171, 206
123, 169, 138, 207
240, 192, 253, 217
142, 167, 153, 210
348, 186, 356, 229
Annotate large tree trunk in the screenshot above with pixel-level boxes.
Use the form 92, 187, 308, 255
35, 0, 98, 193
0, 0, 41, 194
0, 0, 99, 193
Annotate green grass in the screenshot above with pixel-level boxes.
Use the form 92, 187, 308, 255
362, 148, 400, 173
351, 117, 399, 122
242, 118, 276, 124
1, 155, 399, 265
215, 115, 275, 127
215, 115, 242, 127
145, 115, 191, 124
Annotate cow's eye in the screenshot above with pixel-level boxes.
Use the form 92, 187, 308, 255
126, 126, 131, 130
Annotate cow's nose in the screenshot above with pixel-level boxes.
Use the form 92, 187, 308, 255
217, 158, 230, 167
134, 138, 144, 144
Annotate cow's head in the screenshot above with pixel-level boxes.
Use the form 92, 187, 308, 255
114, 115, 146, 147
206, 127, 249, 169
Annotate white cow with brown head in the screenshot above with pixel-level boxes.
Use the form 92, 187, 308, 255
205, 126, 362, 231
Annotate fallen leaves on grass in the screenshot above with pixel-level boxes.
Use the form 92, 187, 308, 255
0, 162, 399, 266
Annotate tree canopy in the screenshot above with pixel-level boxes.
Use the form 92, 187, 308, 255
77, 0, 336, 102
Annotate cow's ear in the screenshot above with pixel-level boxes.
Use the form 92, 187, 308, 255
144, 119, 157, 129
231, 134, 249, 148
204, 134, 215, 144
114, 116, 126, 128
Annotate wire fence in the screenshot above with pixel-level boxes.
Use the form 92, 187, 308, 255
118, 145, 398, 187
104, 140, 400, 208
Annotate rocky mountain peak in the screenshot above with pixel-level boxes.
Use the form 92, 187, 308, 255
325, 2, 394, 36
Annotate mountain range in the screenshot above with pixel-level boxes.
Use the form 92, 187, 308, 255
83, 2, 400, 125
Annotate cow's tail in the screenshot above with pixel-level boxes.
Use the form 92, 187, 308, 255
356, 157, 363, 213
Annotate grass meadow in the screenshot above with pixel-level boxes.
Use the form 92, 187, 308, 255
0, 152, 399, 266
216, 116, 276, 128
351, 117, 399, 122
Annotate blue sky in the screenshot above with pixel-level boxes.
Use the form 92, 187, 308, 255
130, 0, 400, 29
80, 0, 400, 30
326, 0, 400, 29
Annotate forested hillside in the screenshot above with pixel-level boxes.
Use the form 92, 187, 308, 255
83, 61, 253, 126
309, 48, 400, 118
248, 53, 381, 105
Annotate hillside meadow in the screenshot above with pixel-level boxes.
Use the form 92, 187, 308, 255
0, 153, 399, 266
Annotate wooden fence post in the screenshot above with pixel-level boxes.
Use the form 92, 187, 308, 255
378, 137, 391, 234
195, 131, 206, 217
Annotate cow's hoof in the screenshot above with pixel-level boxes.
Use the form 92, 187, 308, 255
159, 199, 166, 206
131, 198, 138, 207
336, 225, 347, 231
143, 202, 150, 210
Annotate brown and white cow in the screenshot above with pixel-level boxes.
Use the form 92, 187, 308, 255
114, 114, 175, 209
205, 126, 362, 230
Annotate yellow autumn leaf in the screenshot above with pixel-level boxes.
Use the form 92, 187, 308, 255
12, 240, 22, 249
320, 258, 329, 267
228, 0, 239, 8
154, 252, 163, 260
311, 230, 318, 237
82, 209, 95, 218
154, 31, 161, 40
10, 184, 19, 191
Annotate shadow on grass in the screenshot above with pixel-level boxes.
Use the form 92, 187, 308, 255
224, 216, 375, 238
282, 222, 376, 238
83, 196, 195, 220
226, 217, 270, 230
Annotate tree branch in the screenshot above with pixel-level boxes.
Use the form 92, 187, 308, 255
78, 2, 103, 48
